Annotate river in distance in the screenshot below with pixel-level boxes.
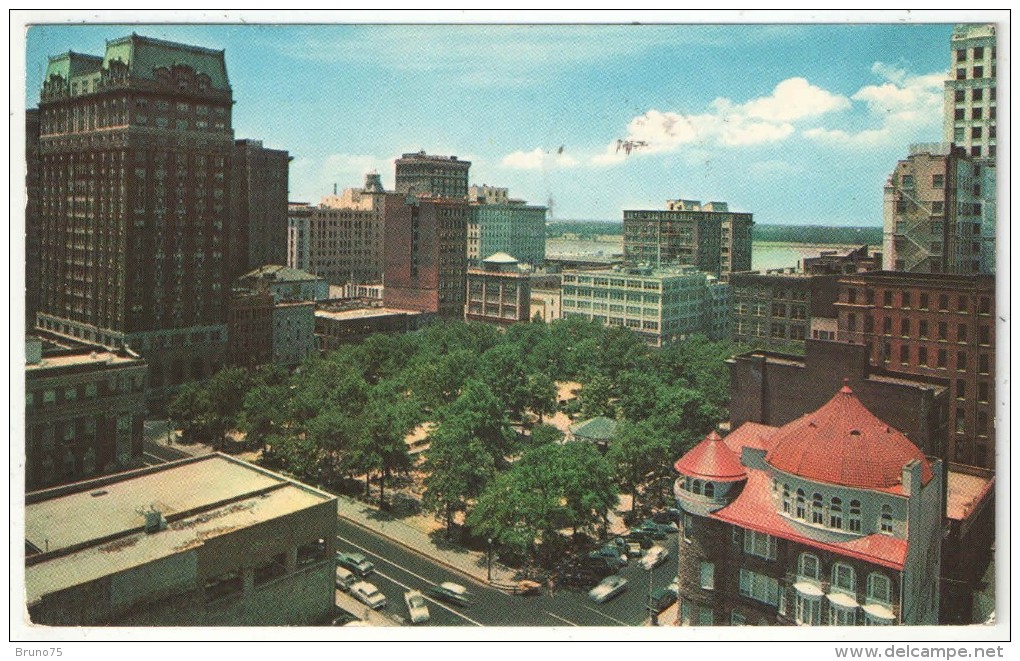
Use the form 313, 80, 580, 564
546, 237, 864, 273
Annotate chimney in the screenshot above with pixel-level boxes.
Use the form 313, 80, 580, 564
143, 509, 168, 533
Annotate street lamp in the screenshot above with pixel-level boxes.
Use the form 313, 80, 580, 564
487, 538, 493, 583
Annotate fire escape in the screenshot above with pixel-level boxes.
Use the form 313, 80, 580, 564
890, 176, 937, 272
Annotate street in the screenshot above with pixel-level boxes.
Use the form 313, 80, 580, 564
336, 518, 680, 627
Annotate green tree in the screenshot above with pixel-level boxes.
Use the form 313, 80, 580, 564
436, 379, 515, 465
350, 391, 416, 507
421, 422, 496, 537
239, 383, 291, 452
168, 381, 215, 443
524, 372, 557, 425
606, 420, 672, 515
615, 371, 662, 422
527, 423, 564, 447
578, 373, 615, 419
556, 441, 618, 538
480, 344, 530, 419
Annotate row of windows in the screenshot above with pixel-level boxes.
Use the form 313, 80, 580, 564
779, 486, 887, 534
846, 289, 991, 315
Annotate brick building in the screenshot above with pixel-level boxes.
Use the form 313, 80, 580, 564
465, 253, 532, 326
33, 35, 238, 408
24, 337, 147, 491
802, 245, 881, 276
26, 108, 42, 332
230, 139, 291, 282
881, 143, 994, 274
315, 303, 422, 351
25, 454, 337, 626
383, 197, 469, 318
673, 385, 944, 626
833, 271, 995, 468
728, 340, 949, 461
730, 270, 839, 351
395, 150, 470, 198
226, 289, 273, 369
623, 199, 752, 278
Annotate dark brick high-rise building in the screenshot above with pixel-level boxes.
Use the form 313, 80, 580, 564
230, 138, 291, 282
394, 151, 470, 199
26, 108, 42, 332
833, 271, 996, 468
34, 35, 234, 407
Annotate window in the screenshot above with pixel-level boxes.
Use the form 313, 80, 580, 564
704, 482, 715, 498
973, 67, 983, 79
957, 352, 967, 371
958, 324, 968, 343
739, 569, 780, 606
883, 291, 892, 307
972, 126, 983, 139
744, 530, 778, 560
977, 411, 988, 435
700, 562, 715, 590
829, 497, 843, 529
979, 325, 990, 345
830, 603, 857, 626
956, 408, 966, 434
956, 68, 966, 80
867, 573, 892, 605
919, 293, 929, 310
731, 612, 747, 626
882, 317, 892, 335
973, 46, 984, 59
954, 108, 965, 121
849, 500, 862, 533
932, 174, 944, 189
979, 354, 990, 374
811, 493, 824, 524
978, 382, 989, 403
880, 505, 893, 534
798, 553, 820, 581
899, 345, 909, 364
795, 489, 806, 519
832, 563, 856, 595
955, 380, 966, 400
782, 485, 791, 514
901, 292, 911, 308
43, 390, 56, 404
938, 294, 949, 311
956, 48, 966, 62
919, 320, 929, 339
680, 599, 693, 625
938, 322, 948, 341
900, 319, 910, 336
918, 347, 928, 366
698, 607, 714, 626
64, 387, 77, 402
682, 513, 693, 543
85, 382, 97, 398
796, 593, 822, 625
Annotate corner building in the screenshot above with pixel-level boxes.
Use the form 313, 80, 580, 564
673, 385, 943, 626
34, 35, 235, 407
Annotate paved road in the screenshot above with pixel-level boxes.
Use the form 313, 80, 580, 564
336, 518, 680, 627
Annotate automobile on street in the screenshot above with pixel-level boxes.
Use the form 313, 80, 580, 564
350, 581, 387, 609
640, 545, 669, 570
649, 585, 677, 611
430, 581, 471, 606
588, 575, 628, 603
335, 566, 357, 591
403, 589, 430, 624
337, 551, 375, 577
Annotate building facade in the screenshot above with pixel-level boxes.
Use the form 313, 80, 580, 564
394, 150, 470, 198
383, 197, 469, 318
673, 386, 944, 626
287, 202, 312, 271
272, 301, 316, 368
728, 339, 949, 461
943, 24, 997, 163
530, 274, 562, 323
465, 253, 532, 326
560, 265, 729, 348
802, 245, 881, 276
730, 270, 839, 351
468, 196, 547, 266
25, 337, 147, 491
623, 199, 752, 278
226, 289, 274, 369
833, 271, 995, 468
34, 35, 236, 408
315, 304, 422, 351
881, 143, 994, 274
26, 108, 42, 332
25, 454, 338, 626
230, 139, 291, 282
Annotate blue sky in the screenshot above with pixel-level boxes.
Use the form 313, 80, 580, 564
24, 20, 967, 225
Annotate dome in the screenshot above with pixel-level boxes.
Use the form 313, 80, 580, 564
765, 382, 933, 490
674, 430, 747, 482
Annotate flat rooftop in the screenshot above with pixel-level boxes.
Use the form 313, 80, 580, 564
25, 454, 335, 601
946, 468, 995, 522
26, 350, 141, 372
316, 307, 421, 321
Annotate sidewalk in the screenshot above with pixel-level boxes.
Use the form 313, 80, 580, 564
337, 495, 524, 589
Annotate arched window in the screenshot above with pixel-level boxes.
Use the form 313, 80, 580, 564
880, 504, 893, 534
795, 489, 806, 519
693, 480, 702, 495
832, 563, 855, 595
849, 500, 862, 533
782, 485, 791, 514
812, 493, 825, 524
704, 482, 715, 498
829, 497, 843, 529
797, 553, 820, 582
867, 573, 892, 604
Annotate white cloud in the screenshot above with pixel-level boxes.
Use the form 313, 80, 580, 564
737, 77, 851, 122
501, 148, 579, 170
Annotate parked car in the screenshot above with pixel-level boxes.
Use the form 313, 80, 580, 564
624, 530, 655, 549
350, 581, 387, 609
611, 536, 643, 558
649, 586, 678, 611
588, 575, 628, 603
335, 566, 357, 591
337, 551, 375, 577
430, 581, 471, 606
653, 508, 683, 525
403, 589, 430, 624
640, 545, 670, 570
589, 544, 627, 568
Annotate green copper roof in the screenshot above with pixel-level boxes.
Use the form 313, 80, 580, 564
45, 52, 103, 82
569, 416, 618, 441
103, 34, 230, 90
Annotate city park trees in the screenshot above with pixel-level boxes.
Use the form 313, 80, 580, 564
168, 316, 744, 566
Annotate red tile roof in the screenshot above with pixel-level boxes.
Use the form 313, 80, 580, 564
721, 421, 780, 454
765, 382, 933, 490
711, 471, 909, 571
674, 430, 747, 482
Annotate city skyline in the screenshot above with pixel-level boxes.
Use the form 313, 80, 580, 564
22, 17, 986, 226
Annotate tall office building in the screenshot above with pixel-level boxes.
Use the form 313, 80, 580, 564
468, 185, 547, 267
943, 24, 997, 163
34, 35, 235, 407
623, 199, 752, 278
394, 150, 470, 198
26, 109, 42, 332
230, 138, 291, 281
881, 143, 994, 274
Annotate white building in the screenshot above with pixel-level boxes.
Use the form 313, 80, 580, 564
943, 24, 997, 163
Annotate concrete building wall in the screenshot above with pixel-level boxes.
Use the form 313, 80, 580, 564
943, 24, 997, 163
272, 302, 316, 367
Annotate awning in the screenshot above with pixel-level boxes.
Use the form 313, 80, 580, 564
827, 591, 860, 609
793, 581, 824, 597
862, 602, 896, 622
